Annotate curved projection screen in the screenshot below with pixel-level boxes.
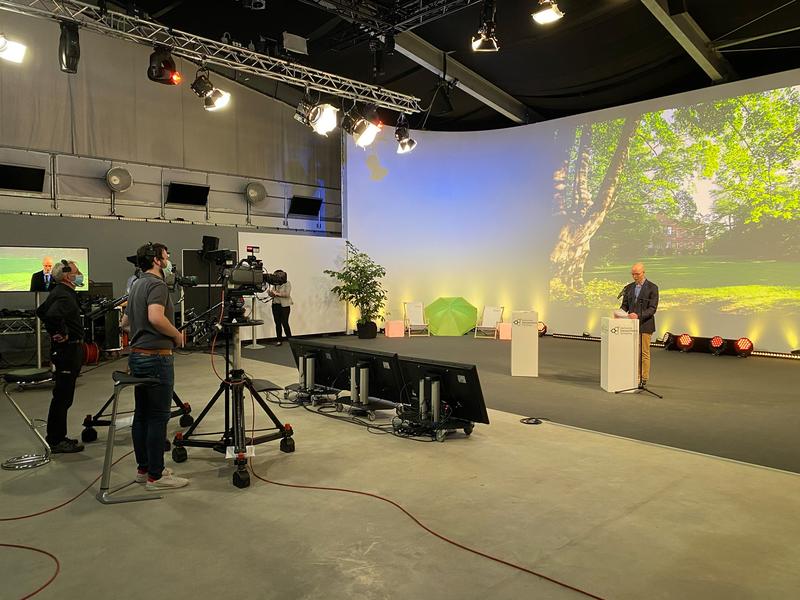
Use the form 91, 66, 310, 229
346, 69, 800, 352
0, 246, 90, 292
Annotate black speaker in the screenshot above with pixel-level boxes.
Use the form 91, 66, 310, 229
202, 236, 219, 254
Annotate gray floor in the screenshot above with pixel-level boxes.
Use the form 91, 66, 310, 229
2, 353, 800, 599
245, 335, 800, 473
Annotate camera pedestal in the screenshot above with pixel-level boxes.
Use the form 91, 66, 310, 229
170, 318, 295, 488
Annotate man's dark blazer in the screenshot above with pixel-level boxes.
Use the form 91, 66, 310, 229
30, 271, 55, 292
620, 279, 659, 334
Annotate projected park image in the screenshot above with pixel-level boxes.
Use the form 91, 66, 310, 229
549, 84, 800, 318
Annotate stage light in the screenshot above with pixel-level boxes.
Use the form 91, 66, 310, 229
709, 336, 726, 356
342, 106, 381, 148
394, 115, 417, 154
735, 337, 754, 357
676, 333, 694, 352
532, 0, 564, 24
538, 321, 547, 337
294, 100, 339, 136
58, 21, 80, 74
471, 0, 500, 52
0, 33, 26, 63
190, 68, 230, 111
147, 47, 181, 85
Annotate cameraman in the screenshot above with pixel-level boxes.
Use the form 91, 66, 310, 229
124, 243, 188, 490
35, 259, 85, 453
268, 270, 292, 346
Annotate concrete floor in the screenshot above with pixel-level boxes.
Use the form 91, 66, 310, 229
2, 352, 800, 600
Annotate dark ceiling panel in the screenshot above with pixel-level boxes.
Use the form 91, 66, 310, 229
127, 0, 800, 131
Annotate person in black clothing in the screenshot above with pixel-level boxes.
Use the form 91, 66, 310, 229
36, 259, 86, 453
30, 256, 55, 292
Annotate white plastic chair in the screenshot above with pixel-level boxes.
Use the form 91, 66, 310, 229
403, 301, 430, 337
474, 306, 504, 339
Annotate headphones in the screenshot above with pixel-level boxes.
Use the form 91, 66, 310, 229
60, 259, 72, 273
136, 242, 159, 269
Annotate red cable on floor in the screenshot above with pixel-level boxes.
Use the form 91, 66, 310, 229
248, 461, 608, 600
0, 450, 134, 521
0, 543, 60, 599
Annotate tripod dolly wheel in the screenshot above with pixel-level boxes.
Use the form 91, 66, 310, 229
171, 446, 188, 463
179, 414, 194, 427
463, 423, 474, 436
335, 402, 344, 413
280, 437, 295, 453
435, 430, 447, 443
81, 427, 98, 443
367, 411, 376, 422
233, 469, 250, 488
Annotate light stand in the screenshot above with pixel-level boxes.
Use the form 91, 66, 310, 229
170, 307, 295, 488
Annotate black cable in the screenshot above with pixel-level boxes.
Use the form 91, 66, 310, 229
520, 417, 548, 425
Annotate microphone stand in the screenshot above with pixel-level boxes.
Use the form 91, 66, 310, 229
615, 289, 663, 399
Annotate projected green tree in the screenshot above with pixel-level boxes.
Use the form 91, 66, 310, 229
550, 85, 800, 310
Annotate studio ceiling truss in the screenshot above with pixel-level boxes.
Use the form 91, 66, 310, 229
0, 0, 423, 113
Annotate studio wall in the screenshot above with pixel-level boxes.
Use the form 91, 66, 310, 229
346, 69, 800, 352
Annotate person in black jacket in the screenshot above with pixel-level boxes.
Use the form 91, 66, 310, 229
30, 256, 55, 292
620, 262, 659, 387
36, 259, 86, 453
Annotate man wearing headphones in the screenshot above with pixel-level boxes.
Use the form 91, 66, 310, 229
35, 259, 85, 453
125, 243, 189, 490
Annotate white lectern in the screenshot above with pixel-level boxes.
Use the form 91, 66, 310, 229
600, 317, 639, 392
511, 310, 538, 377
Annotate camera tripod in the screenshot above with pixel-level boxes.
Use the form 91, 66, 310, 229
170, 316, 295, 488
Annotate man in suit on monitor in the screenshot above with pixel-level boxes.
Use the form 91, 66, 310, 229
620, 262, 659, 388
30, 256, 55, 292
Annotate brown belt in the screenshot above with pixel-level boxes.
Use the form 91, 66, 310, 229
131, 347, 173, 356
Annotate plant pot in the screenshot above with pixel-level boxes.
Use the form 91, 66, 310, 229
356, 321, 378, 339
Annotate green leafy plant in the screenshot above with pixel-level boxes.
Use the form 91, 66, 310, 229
324, 241, 388, 325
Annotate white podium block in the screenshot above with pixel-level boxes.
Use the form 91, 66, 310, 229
600, 317, 639, 392
511, 310, 538, 377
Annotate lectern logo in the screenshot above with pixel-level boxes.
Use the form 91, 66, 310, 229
513, 319, 537, 326
611, 327, 619, 334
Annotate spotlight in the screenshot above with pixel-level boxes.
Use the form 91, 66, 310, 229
394, 114, 417, 154
709, 336, 726, 356
342, 106, 381, 148
58, 22, 80, 74
734, 337, 754, 357
676, 333, 694, 352
147, 47, 181, 85
190, 68, 230, 111
0, 33, 26, 63
532, 0, 564, 25
294, 100, 339, 136
538, 321, 547, 337
471, 0, 499, 52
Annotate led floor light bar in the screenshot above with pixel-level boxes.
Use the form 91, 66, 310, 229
0, 0, 423, 113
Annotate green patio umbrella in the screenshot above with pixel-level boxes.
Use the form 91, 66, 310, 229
425, 297, 478, 336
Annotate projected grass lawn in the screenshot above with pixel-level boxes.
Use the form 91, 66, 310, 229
580, 257, 800, 314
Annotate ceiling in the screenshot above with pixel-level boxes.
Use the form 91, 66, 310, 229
130, 0, 800, 131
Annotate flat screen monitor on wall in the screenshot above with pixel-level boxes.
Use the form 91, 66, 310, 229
288, 195, 322, 217
166, 182, 210, 206
0, 164, 46, 192
0, 246, 90, 292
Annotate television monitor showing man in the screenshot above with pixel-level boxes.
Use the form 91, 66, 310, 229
399, 357, 490, 426
0, 246, 90, 292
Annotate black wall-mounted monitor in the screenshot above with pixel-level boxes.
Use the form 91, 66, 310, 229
288, 195, 322, 217
0, 164, 46, 192
166, 182, 210, 206
399, 357, 490, 425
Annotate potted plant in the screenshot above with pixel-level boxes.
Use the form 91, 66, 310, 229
324, 241, 387, 339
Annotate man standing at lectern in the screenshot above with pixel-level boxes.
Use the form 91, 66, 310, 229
620, 262, 659, 387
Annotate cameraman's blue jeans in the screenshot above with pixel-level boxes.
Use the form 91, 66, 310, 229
129, 353, 174, 480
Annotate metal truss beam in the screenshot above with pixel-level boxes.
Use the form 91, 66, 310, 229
641, 0, 735, 82
0, 0, 422, 113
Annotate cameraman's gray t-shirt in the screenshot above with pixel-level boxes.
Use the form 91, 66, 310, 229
128, 273, 174, 350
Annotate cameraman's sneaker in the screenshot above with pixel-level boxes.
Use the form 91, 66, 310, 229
50, 439, 85, 453
145, 470, 189, 491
